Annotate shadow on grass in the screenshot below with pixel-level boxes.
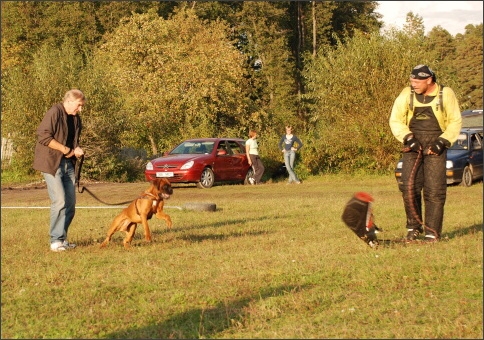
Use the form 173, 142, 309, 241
379, 223, 483, 248
103, 283, 313, 339
444, 223, 482, 239
155, 214, 286, 234
77, 216, 277, 248
174, 229, 270, 243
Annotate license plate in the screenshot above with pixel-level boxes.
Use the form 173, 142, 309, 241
156, 172, 174, 178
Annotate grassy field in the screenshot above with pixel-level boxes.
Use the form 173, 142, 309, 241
1, 174, 482, 339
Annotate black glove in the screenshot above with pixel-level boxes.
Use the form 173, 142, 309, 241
404, 135, 422, 152
427, 137, 449, 155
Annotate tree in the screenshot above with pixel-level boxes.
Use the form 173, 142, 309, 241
426, 26, 455, 62
301, 29, 430, 173
1, 39, 87, 174
93, 7, 248, 156
330, 1, 382, 42
451, 24, 483, 109
1, 2, 99, 69
403, 12, 425, 37
2, 1, 481, 180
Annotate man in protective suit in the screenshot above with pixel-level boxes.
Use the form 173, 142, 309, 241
389, 65, 461, 242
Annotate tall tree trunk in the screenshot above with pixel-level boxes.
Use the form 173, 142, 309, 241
312, 1, 317, 57
149, 135, 158, 156
296, 1, 304, 99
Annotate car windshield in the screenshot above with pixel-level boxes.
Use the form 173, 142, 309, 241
450, 133, 468, 150
170, 141, 215, 154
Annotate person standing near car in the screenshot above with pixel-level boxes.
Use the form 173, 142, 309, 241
33, 89, 85, 252
278, 125, 303, 184
389, 65, 461, 242
245, 129, 265, 185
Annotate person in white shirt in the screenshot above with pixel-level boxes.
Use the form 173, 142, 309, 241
245, 129, 265, 185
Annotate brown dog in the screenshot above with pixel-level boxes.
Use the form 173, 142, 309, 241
100, 178, 173, 249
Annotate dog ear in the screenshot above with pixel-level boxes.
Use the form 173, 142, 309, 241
149, 178, 162, 191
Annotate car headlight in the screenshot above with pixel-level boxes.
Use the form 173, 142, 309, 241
181, 160, 194, 170
396, 161, 403, 170
146, 162, 153, 171
446, 160, 453, 169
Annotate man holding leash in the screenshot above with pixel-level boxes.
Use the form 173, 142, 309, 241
389, 65, 461, 242
33, 89, 85, 252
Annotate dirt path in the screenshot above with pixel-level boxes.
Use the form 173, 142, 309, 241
1, 181, 232, 207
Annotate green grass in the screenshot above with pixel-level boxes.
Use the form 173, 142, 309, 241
1, 169, 43, 187
1, 175, 482, 338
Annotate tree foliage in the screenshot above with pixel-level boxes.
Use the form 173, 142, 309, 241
302, 30, 431, 173
451, 24, 483, 109
2, 38, 87, 174
94, 7, 248, 156
1, 1, 482, 182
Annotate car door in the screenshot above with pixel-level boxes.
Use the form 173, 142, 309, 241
469, 131, 483, 179
226, 140, 248, 180
213, 140, 233, 180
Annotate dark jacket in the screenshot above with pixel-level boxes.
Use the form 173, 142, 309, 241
33, 103, 82, 176
278, 134, 304, 152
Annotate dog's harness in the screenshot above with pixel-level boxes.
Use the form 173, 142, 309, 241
135, 192, 162, 219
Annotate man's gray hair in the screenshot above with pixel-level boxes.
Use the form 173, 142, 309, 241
63, 89, 85, 102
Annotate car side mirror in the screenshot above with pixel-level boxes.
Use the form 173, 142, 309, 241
217, 149, 227, 156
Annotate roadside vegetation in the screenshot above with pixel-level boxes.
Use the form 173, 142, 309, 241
1, 176, 482, 338
1, 2, 482, 183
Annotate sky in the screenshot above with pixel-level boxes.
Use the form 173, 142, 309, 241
376, 1, 483, 35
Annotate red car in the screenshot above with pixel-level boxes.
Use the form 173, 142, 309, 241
145, 138, 255, 188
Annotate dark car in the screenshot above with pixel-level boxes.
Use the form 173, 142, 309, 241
145, 138, 254, 188
394, 126, 483, 186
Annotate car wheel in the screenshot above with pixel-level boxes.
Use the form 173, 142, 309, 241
244, 167, 255, 185
197, 168, 215, 188
460, 165, 473, 187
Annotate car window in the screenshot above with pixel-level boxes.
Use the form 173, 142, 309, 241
170, 142, 193, 154
203, 142, 214, 153
227, 140, 244, 154
470, 133, 482, 150
169, 141, 214, 154
450, 133, 468, 150
216, 141, 230, 155
477, 132, 484, 149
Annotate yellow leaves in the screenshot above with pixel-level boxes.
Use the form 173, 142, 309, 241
93, 7, 247, 148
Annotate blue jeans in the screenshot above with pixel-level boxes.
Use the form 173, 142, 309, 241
43, 158, 76, 244
284, 150, 299, 182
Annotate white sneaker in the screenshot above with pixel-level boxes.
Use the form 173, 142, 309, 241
63, 240, 76, 249
249, 178, 255, 185
50, 241, 67, 252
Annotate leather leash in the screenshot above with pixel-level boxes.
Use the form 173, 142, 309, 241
407, 149, 438, 236
74, 155, 133, 206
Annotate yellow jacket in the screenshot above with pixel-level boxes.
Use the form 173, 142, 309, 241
389, 84, 462, 144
